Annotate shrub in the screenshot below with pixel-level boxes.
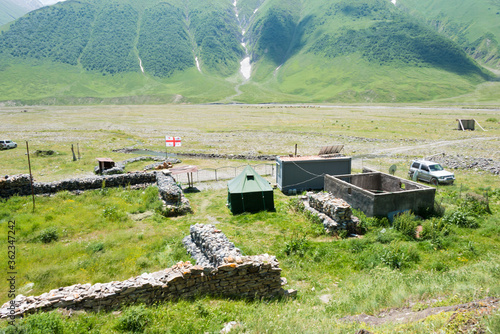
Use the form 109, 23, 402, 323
486, 117, 498, 122
379, 243, 420, 270
393, 212, 418, 240
376, 228, 403, 244
86, 241, 105, 254
443, 210, 479, 228
420, 218, 450, 240
37, 227, 59, 243
373, 216, 391, 228
8, 312, 65, 334
283, 233, 309, 257
115, 305, 152, 333
459, 193, 491, 216
338, 229, 350, 239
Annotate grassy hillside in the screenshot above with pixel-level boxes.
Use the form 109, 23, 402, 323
239, 0, 493, 103
398, 0, 500, 71
0, 0, 498, 103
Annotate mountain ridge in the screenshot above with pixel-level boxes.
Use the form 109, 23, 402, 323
0, 0, 498, 104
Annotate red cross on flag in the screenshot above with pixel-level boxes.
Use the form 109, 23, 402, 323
165, 136, 182, 147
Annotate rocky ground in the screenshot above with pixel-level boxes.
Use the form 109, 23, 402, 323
426, 153, 500, 175
343, 297, 498, 332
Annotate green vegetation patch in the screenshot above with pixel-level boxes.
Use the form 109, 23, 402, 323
138, 3, 194, 77
0, 2, 96, 66
310, 17, 485, 76
80, 3, 139, 74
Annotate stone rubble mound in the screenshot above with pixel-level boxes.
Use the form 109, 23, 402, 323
95, 156, 181, 175
427, 154, 499, 175
305, 192, 360, 234
183, 224, 242, 268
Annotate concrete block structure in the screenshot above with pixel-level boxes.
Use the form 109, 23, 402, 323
276, 155, 351, 193
324, 169, 435, 217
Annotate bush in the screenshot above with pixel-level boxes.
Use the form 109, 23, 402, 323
115, 305, 152, 333
486, 117, 498, 122
37, 227, 59, 243
420, 218, 450, 239
7, 312, 65, 334
459, 193, 491, 217
374, 217, 391, 228
86, 241, 105, 254
443, 210, 479, 228
420, 218, 450, 249
376, 228, 403, 244
393, 212, 418, 240
379, 243, 420, 270
283, 233, 309, 257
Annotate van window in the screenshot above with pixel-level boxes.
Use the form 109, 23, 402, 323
411, 162, 420, 169
421, 165, 429, 172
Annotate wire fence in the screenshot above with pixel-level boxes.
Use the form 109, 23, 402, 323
173, 163, 275, 184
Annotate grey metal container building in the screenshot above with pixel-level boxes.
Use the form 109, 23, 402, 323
276, 155, 351, 193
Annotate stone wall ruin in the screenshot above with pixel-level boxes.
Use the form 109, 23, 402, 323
0, 225, 288, 319
0, 171, 191, 216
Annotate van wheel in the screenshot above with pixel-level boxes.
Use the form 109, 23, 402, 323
430, 178, 438, 186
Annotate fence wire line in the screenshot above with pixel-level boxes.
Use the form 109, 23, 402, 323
173, 163, 275, 184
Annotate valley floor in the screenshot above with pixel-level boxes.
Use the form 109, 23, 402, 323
0, 104, 499, 333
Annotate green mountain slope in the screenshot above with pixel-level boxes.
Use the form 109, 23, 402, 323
397, 0, 500, 71
244, 0, 492, 102
0, 0, 497, 104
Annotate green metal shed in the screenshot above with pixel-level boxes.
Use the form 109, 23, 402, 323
227, 165, 275, 214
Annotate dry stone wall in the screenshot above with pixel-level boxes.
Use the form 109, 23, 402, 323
0, 226, 286, 319
303, 192, 360, 234
0, 172, 156, 198
0, 172, 191, 216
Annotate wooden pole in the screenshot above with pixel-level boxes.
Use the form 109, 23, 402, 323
294, 144, 297, 157
473, 119, 487, 131
458, 119, 465, 131
71, 144, 77, 161
26, 141, 35, 212
77, 143, 81, 160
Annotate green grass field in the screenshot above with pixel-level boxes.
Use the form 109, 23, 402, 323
0, 104, 499, 333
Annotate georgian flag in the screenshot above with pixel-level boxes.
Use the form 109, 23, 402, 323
165, 136, 182, 147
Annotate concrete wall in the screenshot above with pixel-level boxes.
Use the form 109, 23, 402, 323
277, 157, 351, 193
324, 171, 435, 217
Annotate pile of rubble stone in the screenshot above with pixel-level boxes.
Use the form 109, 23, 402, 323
155, 171, 192, 216
427, 154, 499, 175
183, 224, 242, 268
304, 192, 360, 234
95, 156, 181, 175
